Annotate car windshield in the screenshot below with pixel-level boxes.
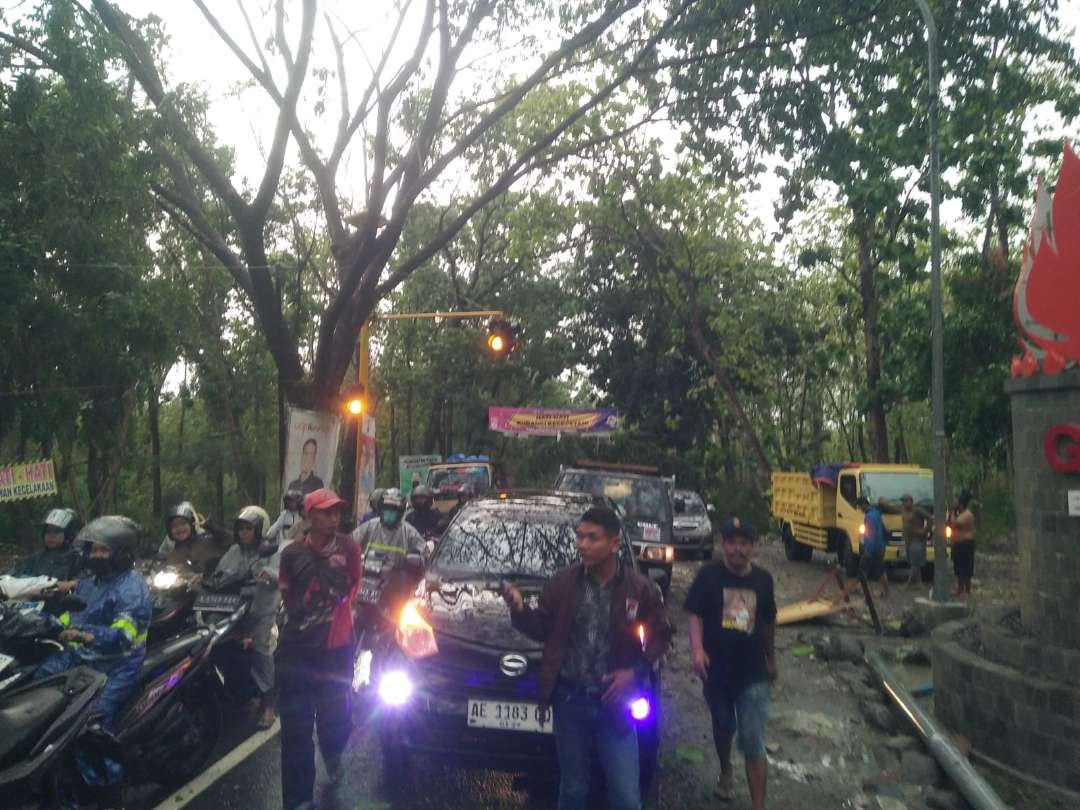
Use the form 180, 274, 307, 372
557, 471, 671, 522
675, 492, 706, 516
432, 509, 579, 578
860, 472, 933, 506
427, 464, 490, 491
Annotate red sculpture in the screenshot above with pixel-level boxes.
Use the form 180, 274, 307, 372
1012, 143, 1080, 377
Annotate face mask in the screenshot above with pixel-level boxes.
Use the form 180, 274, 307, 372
381, 509, 401, 527
88, 557, 112, 577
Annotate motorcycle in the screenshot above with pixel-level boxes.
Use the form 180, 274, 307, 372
352, 552, 424, 693
136, 558, 202, 644
0, 588, 87, 696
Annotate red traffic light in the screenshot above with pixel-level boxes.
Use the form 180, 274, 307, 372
486, 319, 517, 356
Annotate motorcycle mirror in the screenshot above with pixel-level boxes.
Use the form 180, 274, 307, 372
257, 542, 279, 559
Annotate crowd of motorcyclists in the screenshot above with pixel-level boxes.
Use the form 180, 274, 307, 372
0, 482, 472, 810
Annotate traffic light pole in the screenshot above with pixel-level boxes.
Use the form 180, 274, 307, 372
354, 309, 506, 517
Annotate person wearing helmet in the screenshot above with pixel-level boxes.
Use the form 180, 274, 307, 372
7, 507, 83, 580
34, 516, 152, 804
158, 500, 229, 573
357, 487, 386, 525
268, 489, 305, 542
212, 505, 281, 729
441, 483, 476, 532
405, 485, 442, 538
352, 487, 424, 572
276, 489, 362, 810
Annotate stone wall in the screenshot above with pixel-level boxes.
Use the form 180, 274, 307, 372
1005, 368, 1080, 649
933, 618, 1080, 793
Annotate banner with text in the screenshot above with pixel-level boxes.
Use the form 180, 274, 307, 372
488, 407, 618, 436
399, 454, 442, 496
0, 459, 58, 503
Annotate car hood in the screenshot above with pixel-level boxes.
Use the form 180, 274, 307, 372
425, 579, 542, 652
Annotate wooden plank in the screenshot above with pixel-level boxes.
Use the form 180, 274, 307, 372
776, 599, 850, 625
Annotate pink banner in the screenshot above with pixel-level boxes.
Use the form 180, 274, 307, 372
488, 407, 618, 436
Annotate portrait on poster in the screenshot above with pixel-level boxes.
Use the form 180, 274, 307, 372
283, 407, 342, 496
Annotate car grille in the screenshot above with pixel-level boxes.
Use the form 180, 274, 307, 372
415, 636, 541, 702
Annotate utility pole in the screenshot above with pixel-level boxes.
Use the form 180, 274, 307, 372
914, 0, 949, 602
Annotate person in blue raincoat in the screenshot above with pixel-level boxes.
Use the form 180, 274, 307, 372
35, 515, 152, 808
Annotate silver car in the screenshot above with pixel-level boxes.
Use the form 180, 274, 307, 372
672, 490, 714, 559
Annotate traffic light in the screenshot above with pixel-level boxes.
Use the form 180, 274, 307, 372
341, 384, 366, 416
486, 318, 518, 357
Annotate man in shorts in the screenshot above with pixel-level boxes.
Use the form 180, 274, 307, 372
858, 496, 889, 598
685, 518, 776, 809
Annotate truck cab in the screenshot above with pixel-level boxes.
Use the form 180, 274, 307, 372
771, 463, 939, 577
425, 454, 505, 515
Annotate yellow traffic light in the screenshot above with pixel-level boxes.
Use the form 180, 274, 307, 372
486, 318, 517, 357
341, 383, 366, 417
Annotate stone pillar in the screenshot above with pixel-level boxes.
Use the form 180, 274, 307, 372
1006, 367, 1080, 648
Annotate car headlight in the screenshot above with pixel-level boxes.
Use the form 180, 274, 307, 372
152, 570, 180, 590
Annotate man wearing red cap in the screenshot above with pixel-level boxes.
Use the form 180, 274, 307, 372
276, 488, 362, 810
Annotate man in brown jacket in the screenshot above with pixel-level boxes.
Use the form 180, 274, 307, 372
502, 504, 671, 810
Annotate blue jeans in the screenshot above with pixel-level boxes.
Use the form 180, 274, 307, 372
552, 685, 640, 810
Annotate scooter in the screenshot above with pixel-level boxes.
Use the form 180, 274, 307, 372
352, 553, 424, 692
0, 589, 87, 696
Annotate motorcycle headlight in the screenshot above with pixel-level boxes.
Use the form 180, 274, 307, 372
378, 669, 414, 706
152, 570, 180, 590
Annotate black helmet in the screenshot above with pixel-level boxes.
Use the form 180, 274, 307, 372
165, 501, 198, 534
234, 505, 271, 541
78, 516, 141, 572
283, 489, 304, 513
410, 485, 434, 508
42, 508, 81, 546
368, 487, 386, 512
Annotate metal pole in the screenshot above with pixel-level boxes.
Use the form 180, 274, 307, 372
866, 652, 1011, 810
914, 0, 949, 602
354, 322, 370, 521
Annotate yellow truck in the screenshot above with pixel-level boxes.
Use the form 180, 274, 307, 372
770, 463, 939, 577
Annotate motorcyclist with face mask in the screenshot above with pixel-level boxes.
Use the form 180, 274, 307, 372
210, 505, 281, 729
405, 485, 442, 539
7, 507, 84, 580
267, 489, 305, 543
157, 500, 230, 573
352, 488, 424, 573
34, 516, 152, 807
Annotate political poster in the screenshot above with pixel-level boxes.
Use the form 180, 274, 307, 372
282, 407, 342, 498
0, 459, 58, 503
399, 454, 442, 496
488, 407, 618, 436
355, 415, 377, 514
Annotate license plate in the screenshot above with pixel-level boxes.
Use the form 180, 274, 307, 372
193, 593, 244, 612
641, 524, 661, 541
0, 653, 14, 675
357, 580, 380, 604
467, 699, 552, 734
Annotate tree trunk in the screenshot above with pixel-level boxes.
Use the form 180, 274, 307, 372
148, 382, 163, 517
856, 228, 889, 461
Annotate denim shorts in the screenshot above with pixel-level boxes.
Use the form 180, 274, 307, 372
706, 681, 771, 759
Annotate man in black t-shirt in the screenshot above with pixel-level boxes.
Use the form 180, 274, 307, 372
684, 517, 776, 810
